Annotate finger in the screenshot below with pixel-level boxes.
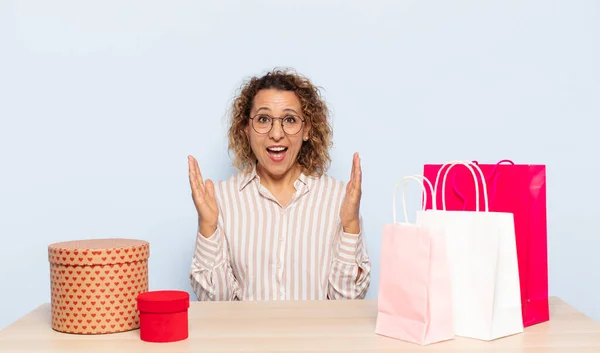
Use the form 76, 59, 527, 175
188, 156, 205, 196
189, 171, 204, 200
349, 153, 356, 186
349, 153, 360, 193
189, 156, 206, 190
354, 153, 362, 191
205, 179, 216, 202
191, 156, 204, 186
188, 157, 198, 190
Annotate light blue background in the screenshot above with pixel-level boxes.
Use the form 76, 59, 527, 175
1, 0, 599, 330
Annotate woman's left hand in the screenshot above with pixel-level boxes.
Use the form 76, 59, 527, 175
340, 152, 362, 234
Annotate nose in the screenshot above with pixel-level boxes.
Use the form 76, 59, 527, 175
269, 118, 285, 140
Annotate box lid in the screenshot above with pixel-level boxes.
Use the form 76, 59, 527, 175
137, 290, 190, 313
48, 238, 149, 266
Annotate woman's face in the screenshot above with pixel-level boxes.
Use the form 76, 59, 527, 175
245, 89, 311, 178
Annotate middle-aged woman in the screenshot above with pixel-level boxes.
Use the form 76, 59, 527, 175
188, 68, 370, 301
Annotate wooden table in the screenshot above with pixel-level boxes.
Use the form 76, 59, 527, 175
1, 297, 599, 352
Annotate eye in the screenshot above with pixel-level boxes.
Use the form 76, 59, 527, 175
283, 115, 299, 124
257, 115, 271, 124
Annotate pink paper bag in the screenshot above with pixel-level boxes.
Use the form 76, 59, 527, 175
423, 160, 549, 327
375, 176, 453, 345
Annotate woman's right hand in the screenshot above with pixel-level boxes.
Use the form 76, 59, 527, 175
188, 155, 219, 237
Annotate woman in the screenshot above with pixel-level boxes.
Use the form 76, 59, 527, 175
188, 69, 370, 301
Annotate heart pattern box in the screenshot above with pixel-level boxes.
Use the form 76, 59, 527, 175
48, 238, 149, 334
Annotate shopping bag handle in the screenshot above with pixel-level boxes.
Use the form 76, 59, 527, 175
451, 160, 514, 210
392, 175, 435, 224
433, 160, 489, 212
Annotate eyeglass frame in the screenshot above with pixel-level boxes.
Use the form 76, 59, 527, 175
248, 113, 306, 135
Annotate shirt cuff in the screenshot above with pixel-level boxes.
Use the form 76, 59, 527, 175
336, 230, 361, 264
194, 228, 224, 269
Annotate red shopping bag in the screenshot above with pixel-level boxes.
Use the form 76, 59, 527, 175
423, 160, 549, 327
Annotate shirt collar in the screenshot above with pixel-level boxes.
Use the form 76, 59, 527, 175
238, 163, 311, 191
238, 164, 259, 191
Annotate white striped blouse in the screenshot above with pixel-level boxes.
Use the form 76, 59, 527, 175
189, 165, 371, 301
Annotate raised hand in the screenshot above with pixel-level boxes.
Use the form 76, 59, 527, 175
340, 152, 362, 234
188, 155, 219, 237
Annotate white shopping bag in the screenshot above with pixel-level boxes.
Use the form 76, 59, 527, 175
415, 161, 523, 340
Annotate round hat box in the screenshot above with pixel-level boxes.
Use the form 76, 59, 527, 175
136, 290, 190, 342
48, 238, 150, 334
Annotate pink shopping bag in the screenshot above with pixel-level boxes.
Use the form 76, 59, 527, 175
375, 175, 453, 345
423, 160, 549, 327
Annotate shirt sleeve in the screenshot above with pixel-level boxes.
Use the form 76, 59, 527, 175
189, 226, 240, 301
327, 216, 371, 299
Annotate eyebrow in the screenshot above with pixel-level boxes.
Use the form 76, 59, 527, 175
283, 108, 300, 115
255, 107, 300, 115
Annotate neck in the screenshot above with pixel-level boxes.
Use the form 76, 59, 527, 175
256, 163, 303, 193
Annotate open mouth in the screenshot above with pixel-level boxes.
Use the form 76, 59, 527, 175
266, 146, 288, 162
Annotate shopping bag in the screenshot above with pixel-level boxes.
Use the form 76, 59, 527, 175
423, 159, 549, 327
416, 161, 523, 340
375, 175, 453, 345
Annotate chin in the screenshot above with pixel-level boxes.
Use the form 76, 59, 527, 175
260, 158, 293, 175
265, 164, 289, 176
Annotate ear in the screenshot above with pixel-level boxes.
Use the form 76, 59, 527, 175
303, 119, 312, 141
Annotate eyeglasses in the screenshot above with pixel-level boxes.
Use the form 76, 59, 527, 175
249, 114, 305, 135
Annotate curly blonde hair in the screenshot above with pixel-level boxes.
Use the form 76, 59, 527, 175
227, 68, 333, 176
